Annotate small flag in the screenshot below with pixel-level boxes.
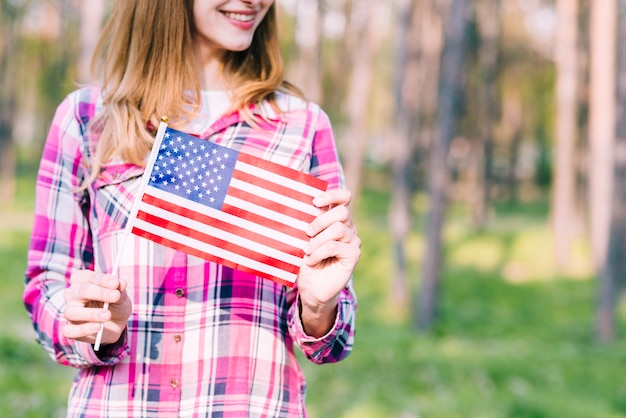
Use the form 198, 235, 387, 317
129, 126, 328, 287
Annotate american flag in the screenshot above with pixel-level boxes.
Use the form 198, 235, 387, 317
130, 126, 328, 287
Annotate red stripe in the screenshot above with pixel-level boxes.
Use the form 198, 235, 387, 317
135, 209, 302, 275
132, 227, 297, 287
226, 187, 317, 224
237, 152, 328, 191
142, 193, 308, 248
220, 203, 307, 239
232, 169, 317, 205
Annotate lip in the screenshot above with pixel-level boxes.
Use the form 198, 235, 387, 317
220, 10, 257, 30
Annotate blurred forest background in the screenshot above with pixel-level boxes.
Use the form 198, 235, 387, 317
3, 0, 626, 417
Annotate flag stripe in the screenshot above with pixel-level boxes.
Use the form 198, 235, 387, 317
131, 225, 297, 285
222, 194, 311, 231
220, 202, 306, 240
134, 211, 301, 275
231, 169, 318, 206
144, 186, 309, 245
236, 153, 328, 192
139, 193, 305, 259
227, 185, 317, 223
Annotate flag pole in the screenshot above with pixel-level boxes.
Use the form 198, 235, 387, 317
94, 117, 169, 351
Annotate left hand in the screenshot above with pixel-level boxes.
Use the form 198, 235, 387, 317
297, 188, 361, 336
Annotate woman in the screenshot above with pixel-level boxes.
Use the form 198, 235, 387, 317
23, 0, 360, 416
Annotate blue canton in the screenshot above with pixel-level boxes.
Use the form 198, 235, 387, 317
147, 128, 239, 209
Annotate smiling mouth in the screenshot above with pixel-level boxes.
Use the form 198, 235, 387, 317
222, 12, 255, 22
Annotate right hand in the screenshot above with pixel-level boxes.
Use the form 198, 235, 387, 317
63, 270, 132, 346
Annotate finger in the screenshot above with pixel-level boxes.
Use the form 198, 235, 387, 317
313, 189, 352, 208
307, 204, 350, 237
305, 222, 354, 255
63, 321, 102, 341
305, 239, 362, 266
64, 305, 111, 323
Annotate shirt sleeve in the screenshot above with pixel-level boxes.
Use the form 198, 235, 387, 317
286, 105, 357, 364
23, 90, 130, 368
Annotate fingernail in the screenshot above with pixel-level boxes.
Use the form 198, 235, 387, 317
303, 243, 311, 254
312, 197, 321, 206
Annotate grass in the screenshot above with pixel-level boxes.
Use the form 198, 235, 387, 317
3, 168, 626, 417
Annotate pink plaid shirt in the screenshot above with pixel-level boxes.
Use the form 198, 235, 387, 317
24, 87, 356, 417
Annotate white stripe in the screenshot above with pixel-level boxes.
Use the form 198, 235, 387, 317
133, 217, 297, 283
223, 194, 310, 231
137, 201, 304, 266
146, 185, 311, 234
235, 160, 325, 197
229, 177, 320, 217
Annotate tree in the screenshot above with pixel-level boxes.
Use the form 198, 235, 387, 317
598, 0, 626, 342
552, 0, 579, 269
417, 0, 470, 331
588, 0, 616, 272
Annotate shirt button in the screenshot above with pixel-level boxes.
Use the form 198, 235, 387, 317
170, 378, 179, 389
174, 334, 182, 343
175, 288, 185, 298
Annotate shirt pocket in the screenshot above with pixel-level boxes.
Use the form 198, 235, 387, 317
92, 163, 145, 237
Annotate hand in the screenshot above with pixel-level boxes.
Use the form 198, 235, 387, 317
298, 189, 361, 337
63, 270, 132, 346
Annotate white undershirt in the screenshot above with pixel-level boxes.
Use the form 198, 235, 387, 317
185, 90, 231, 135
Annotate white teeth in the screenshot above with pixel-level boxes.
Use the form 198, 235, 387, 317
223, 12, 254, 22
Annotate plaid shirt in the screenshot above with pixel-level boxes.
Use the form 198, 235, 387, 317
24, 87, 356, 417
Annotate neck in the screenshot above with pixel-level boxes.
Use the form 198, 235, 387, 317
193, 42, 229, 90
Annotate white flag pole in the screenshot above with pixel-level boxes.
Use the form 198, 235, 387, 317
94, 118, 169, 351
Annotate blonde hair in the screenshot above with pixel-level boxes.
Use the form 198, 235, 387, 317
85, 0, 302, 186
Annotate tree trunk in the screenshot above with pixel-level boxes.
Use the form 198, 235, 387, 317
388, 0, 418, 309
288, 0, 323, 103
472, 0, 500, 228
417, 0, 469, 331
78, 0, 107, 83
588, 0, 616, 272
342, 0, 378, 203
597, 0, 625, 342
552, 0, 579, 269
0, 11, 17, 205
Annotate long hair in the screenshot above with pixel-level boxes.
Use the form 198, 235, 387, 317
85, 0, 302, 186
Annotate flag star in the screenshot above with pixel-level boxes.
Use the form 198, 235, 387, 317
209, 178, 215, 184
193, 147, 198, 154
190, 178, 195, 184
201, 163, 207, 169
158, 155, 164, 160
209, 160, 215, 166
217, 175, 222, 181
205, 152, 210, 158
186, 189, 192, 194
194, 185, 199, 191
197, 174, 202, 180
198, 193, 204, 198
174, 166, 179, 172
159, 173, 164, 178
175, 184, 180, 190
213, 186, 219, 192
178, 155, 183, 160
221, 164, 226, 170
213, 168, 218, 173
177, 136, 183, 142
186, 170, 192, 177
182, 163, 187, 169
197, 156, 202, 162
194, 166, 199, 173
223, 153, 230, 159
171, 177, 177, 182
173, 147, 179, 153
201, 144, 206, 150
163, 180, 168, 186
166, 169, 172, 175
183, 181, 188, 187
216, 156, 222, 162
151, 176, 156, 182
212, 149, 218, 154
210, 197, 215, 203
162, 161, 168, 168
202, 182, 207, 188
186, 152, 191, 157
165, 132, 170, 138
178, 173, 184, 179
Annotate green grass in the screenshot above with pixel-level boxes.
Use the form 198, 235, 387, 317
3, 170, 626, 417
